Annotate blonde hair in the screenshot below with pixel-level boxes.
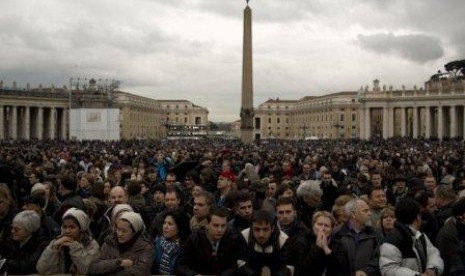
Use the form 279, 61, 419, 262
312, 211, 337, 228
0, 184, 15, 211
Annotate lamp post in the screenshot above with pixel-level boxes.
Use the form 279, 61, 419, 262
300, 123, 308, 140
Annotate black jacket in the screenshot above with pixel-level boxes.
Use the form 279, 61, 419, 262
54, 191, 86, 223
283, 229, 330, 276
436, 218, 465, 276
175, 230, 241, 276
327, 221, 382, 276
237, 227, 291, 276
0, 229, 49, 274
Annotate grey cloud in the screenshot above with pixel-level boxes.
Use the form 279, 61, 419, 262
357, 33, 444, 63
197, 0, 324, 23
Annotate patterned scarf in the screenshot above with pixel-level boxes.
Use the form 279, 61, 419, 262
158, 237, 181, 274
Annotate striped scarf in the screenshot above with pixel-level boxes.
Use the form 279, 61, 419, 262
158, 237, 181, 274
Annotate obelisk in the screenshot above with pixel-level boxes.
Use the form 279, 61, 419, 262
240, 0, 254, 144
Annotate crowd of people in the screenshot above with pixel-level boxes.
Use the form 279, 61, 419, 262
1, 137, 465, 275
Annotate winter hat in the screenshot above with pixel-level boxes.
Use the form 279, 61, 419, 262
23, 194, 46, 208
119, 211, 144, 233
111, 204, 133, 222
13, 210, 41, 233
63, 207, 90, 231
31, 183, 47, 194
219, 171, 236, 182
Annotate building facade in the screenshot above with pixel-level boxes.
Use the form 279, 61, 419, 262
253, 92, 360, 140
0, 81, 209, 140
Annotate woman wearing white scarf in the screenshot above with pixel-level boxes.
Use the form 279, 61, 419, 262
36, 208, 100, 275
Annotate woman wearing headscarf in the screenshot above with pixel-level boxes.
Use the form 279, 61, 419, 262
88, 211, 153, 275
36, 207, 100, 275
0, 210, 48, 274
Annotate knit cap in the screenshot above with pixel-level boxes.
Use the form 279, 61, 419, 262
111, 204, 134, 222
31, 183, 47, 194
119, 211, 144, 233
63, 207, 90, 231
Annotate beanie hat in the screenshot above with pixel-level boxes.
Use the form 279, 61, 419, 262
13, 210, 41, 233
63, 207, 90, 231
111, 204, 133, 222
119, 211, 144, 233
219, 171, 236, 182
60, 175, 77, 191
31, 183, 47, 194
24, 194, 46, 208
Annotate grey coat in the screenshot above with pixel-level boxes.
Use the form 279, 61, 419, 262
36, 238, 100, 275
88, 234, 154, 276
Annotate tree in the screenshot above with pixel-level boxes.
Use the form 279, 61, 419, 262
444, 59, 465, 78
209, 121, 219, 130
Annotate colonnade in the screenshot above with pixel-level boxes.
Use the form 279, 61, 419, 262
360, 104, 465, 140
0, 105, 68, 140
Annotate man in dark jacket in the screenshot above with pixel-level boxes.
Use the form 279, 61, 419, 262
436, 197, 465, 276
275, 196, 307, 238
237, 209, 291, 276
227, 191, 253, 235
53, 175, 86, 223
328, 199, 382, 276
435, 185, 456, 229
175, 207, 241, 276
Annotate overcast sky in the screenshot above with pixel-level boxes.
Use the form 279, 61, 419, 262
1, 0, 464, 122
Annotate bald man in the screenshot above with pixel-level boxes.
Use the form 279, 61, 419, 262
109, 186, 129, 206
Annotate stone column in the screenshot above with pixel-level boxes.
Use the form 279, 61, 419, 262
382, 106, 388, 139
413, 107, 418, 139
359, 106, 365, 139
24, 106, 30, 140
0, 106, 4, 140
388, 107, 394, 138
462, 106, 465, 139
61, 108, 68, 140
10, 106, 17, 139
37, 107, 44, 140
400, 107, 406, 137
438, 106, 444, 139
49, 107, 56, 140
425, 106, 431, 138
450, 105, 457, 138
365, 107, 371, 140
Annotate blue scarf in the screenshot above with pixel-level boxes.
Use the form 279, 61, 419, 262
158, 236, 181, 274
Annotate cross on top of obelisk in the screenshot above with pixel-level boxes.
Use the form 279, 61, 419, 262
246, 0, 249, 5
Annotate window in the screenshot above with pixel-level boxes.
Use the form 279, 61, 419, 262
255, 118, 261, 129
352, 113, 356, 122
268, 118, 271, 124
277, 118, 280, 124
340, 114, 345, 122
